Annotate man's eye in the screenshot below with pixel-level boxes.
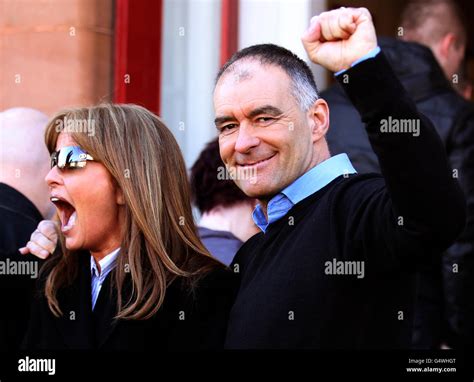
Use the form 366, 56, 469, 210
257, 117, 274, 123
222, 124, 237, 131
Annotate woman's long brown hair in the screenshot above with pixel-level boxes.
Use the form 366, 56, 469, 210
43, 104, 221, 320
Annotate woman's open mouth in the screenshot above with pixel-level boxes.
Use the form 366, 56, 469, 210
50, 196, 77, 233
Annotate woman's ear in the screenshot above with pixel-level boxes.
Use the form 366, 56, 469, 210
308, 98, 330, 142
115, 186, 125, 206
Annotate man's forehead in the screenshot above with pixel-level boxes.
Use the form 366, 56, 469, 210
214, 89, 287, 116
216, 64, 290, 104
214, 69, 296, 118
227, 67, 253, 84
218, 59, 289, 87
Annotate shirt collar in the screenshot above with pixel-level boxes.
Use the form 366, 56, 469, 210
90, 247, 120, 278
252, 154, 356, 232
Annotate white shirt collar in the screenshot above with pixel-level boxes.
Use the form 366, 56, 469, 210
90, 247, 120, 277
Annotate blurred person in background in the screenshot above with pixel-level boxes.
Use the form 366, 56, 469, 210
0, 107, 54, 350
190, 138, 259, 266
21, 104, 236, 350
1, 108, 55, 253
322, 0, 474, 348
400, 0, 466, 83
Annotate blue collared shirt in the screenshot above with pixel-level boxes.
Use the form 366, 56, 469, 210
90, 248, 120, 310
252, 153, 356, 232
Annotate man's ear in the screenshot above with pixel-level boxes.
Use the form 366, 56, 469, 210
308, 98, 330, 143
439, 33, 456, 58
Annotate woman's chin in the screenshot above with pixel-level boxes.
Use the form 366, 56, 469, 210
64, 235, 81, 251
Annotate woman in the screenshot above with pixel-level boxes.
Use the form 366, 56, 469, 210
23, 104, 237, 349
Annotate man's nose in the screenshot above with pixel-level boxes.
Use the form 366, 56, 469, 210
234, 123, 260, 154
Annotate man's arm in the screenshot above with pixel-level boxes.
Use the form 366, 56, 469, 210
302, 7, 466, 257
337, 51, 465, 256
340, 51, 464, 230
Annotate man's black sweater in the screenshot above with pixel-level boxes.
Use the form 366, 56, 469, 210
224, 53, 466, 349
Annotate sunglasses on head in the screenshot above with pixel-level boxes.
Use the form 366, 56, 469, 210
50, 145, 94, 169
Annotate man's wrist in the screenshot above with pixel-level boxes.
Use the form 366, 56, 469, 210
335, 46, 381, 76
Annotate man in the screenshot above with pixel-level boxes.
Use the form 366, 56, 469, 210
323, 0, 474, 348
0, 107, 54, 349
190, 138, 259, 266
215, 7, 465, 348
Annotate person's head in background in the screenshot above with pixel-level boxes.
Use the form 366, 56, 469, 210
44, 104, 218, 319
400, 0, 467, 81
190, 138, 259, 244
0, 107, 55, 219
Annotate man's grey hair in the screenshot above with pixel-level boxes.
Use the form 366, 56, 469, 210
290, 70, 319, 111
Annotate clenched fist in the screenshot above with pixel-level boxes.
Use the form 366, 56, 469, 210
19, 220, 58, 259
301, 7, 377, 73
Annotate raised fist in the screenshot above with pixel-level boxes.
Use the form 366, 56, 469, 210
302, 7, 377, 73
